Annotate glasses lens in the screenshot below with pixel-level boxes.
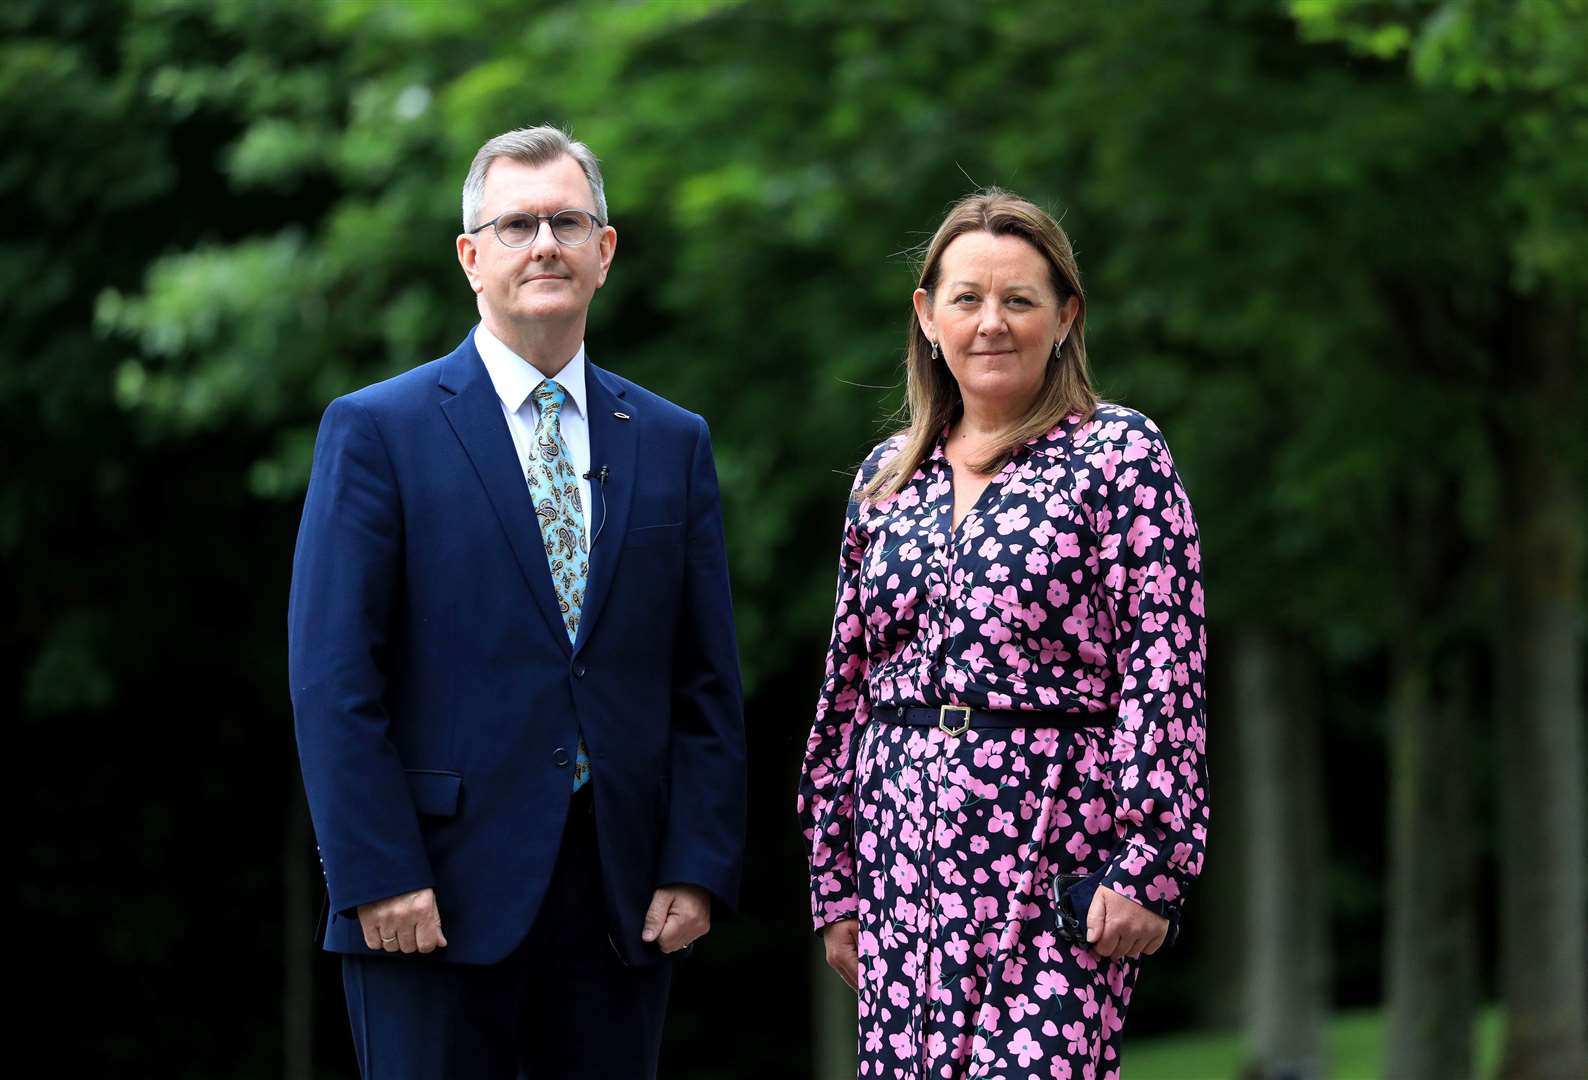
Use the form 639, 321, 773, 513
495, 212, 538, 247
550, 210, 595, 245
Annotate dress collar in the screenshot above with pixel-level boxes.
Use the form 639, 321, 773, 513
930, 413, 1082, 464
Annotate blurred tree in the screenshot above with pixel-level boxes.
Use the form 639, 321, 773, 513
1293, 5, 1588, 1077
6, 0, 331, 1072
1235, 634, 1330, 1078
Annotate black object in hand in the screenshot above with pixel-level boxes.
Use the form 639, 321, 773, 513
1052, 871, 1095, 945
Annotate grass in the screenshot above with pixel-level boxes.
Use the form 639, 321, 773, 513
1128, 1006, 1504, 1079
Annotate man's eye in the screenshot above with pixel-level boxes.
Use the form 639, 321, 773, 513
500, 216, 533, 234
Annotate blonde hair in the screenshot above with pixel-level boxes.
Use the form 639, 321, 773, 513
862, 188, 1098, 503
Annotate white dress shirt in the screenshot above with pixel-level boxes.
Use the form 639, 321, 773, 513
474, 322, 593, 543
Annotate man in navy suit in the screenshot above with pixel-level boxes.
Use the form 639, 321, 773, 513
289, 126, 746, 1078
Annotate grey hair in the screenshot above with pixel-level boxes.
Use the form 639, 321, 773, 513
460, 126, 608, 232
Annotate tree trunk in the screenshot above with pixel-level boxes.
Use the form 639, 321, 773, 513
1189, 647, 1247, 1031
1496, 299, 1587, 1080
1235, 632, 1328, 1080
284, 774, 314, 1080
1384, 660, 1477, 1080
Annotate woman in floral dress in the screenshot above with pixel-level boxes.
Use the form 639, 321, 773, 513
798, 189, 1209, 1080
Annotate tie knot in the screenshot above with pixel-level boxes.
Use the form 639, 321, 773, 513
532, 379, 566, 415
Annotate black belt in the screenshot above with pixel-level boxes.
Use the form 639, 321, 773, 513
877, 704, 1112, 737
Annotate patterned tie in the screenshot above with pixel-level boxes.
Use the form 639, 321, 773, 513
527, 379, 591, 792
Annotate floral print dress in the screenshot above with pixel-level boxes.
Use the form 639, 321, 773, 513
798, 406, 1209, 1080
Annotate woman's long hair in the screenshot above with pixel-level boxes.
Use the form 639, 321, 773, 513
861, 188, 1099, 503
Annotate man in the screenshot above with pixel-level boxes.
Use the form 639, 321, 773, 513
289, 126, 746, 1078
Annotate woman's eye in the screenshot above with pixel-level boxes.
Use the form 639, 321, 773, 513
955, 293, 978, 304
1008, 296, 1032, 306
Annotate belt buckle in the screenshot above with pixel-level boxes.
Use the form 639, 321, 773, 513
937, 704, 972, 738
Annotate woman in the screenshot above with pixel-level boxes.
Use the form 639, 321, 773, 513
797, 189, 1208, 1080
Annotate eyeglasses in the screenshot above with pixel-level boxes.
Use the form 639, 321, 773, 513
468, 208, 605, 248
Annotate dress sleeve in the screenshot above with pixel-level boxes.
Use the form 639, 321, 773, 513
1089, 420, 1209, 941
796, 463, 874, 931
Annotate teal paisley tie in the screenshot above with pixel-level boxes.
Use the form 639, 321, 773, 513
527, 379, 592, 792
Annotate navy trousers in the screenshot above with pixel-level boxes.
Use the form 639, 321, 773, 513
341, 788, 673, 1079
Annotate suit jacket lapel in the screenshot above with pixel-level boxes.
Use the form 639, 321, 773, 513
575, 362, 638, 654
437, 334, 572, 656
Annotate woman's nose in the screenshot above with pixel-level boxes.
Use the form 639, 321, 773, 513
977, 301, 1008, 335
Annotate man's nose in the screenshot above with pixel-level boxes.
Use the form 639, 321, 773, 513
527, 218, 561, 258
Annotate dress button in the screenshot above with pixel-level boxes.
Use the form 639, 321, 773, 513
552, 747, 571, 766
573, 663, 587, 678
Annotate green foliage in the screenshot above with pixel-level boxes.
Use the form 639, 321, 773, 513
1295, 0, 1588, 291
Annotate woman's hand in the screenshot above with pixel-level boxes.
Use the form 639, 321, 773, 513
1086, 884, 1169, 960
823, 918, 860, 992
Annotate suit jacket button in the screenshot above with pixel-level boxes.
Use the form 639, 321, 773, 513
552, 747, 571, 766
573, 663, 587, 678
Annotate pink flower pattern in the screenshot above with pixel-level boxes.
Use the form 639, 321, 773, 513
798, 408, 1209, 1078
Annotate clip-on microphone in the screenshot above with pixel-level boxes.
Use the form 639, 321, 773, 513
583, 465, 610, 545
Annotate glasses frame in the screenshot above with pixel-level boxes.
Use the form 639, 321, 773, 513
467, 208, 607, 249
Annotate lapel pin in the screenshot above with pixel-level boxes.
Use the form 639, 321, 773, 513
613, 411, 631, 421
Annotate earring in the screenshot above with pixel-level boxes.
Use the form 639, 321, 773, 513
1053, 339, 1065, 360
930, 340, 940, 360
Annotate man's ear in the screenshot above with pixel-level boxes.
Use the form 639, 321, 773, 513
456, 233, 483, 294
595, 225, 617, 289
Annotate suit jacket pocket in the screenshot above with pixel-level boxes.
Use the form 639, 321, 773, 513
405, 769, 463, 817
623, 522, 683, 549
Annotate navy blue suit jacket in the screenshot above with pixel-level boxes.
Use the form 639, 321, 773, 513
289, 331, 746, 967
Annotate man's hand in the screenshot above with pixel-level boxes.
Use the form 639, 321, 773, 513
822, 918, 860, 992
1085, 884, 1169, 960
357, 888, 448, 954
641, 884, 711, 954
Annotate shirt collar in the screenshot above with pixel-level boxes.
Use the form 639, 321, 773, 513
474, 321, 588, 421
